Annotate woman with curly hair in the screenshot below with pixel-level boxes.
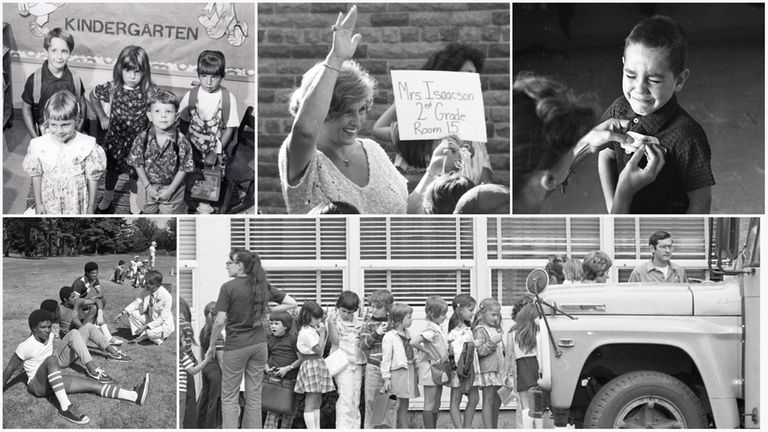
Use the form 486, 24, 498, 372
582, 250, 613, 283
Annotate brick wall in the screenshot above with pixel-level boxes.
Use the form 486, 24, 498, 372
258, 3, 510, 213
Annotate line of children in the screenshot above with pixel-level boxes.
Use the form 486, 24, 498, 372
20, 27, 241, 214
256, 290, 546, 429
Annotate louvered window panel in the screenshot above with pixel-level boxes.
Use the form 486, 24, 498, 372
179, 270, 193, 307
491, 269, 535, 306
363, 269, 471, 307
360, 217, 473, 260
614, 218, 707, 260
230, 218, 346, 260
489, 218, 599, 259
266, 270, 343, 307
178, 218, 196, 261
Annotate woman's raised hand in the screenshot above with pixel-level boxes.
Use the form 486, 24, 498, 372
329, 6, 361, 62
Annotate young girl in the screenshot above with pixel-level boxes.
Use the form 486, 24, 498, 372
413, 296, 449, 429
381, 303, 420, 429
447, 294, 478, 428
179, 298, 208, 427
23, 90, 107, 214
510, 302, 542, 428
294, 301, 334, 429
90, 45, 157, 213
473, 298, 504, 428
198, 302, 223, 428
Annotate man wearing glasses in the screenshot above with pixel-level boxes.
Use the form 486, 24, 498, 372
628, 231, 688, 283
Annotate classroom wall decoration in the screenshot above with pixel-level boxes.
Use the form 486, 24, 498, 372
6, 2, 254, 81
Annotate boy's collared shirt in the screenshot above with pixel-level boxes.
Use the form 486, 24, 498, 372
333, 315, 366, 365
127, 128, 195, 186
603, 95, 715, 213
628, 260, 688, 283
21, 61, 84, 124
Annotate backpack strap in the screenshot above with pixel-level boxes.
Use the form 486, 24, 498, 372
32, 67, 42, 104
221, 86, 230, 126
178, 86, 199, 123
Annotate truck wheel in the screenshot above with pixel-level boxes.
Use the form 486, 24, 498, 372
583, 370, 707, 429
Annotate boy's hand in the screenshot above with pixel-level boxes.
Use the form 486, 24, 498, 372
99, 117, 110, 131
381, 378, 391, 393
35, 204, 47, 214
146, 185, 159, 200
376, 322, 387, 335
578, 118, 634, 154
157, 188, 173, 202
276, 366, 291, 378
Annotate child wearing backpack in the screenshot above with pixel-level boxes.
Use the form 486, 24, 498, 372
126, 90, 195, 214
447, 294, 478, 428
178, 50, 239, 211
21, 28, 86, 138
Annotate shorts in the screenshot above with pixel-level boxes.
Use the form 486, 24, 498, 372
516, 356, 540, 391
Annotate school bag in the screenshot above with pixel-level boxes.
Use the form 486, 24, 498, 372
178, 85, 232, 135
455, 340, 475, 394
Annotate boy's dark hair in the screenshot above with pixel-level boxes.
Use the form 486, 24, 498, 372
368, 289, 394, 311
422, 43, 485, 74
649, 230, 672, 247
197, 50, 226, 77
44, 28, 75, 51
84, 261, 99, 273
29, 309, 53, 330
145, 270, 163, 287
40, 299, 59, 315
426, 173, 476, 214
336, 291, 360, 310
625, 15, 687, 76
269, 310, 293, 331
118, 260, 126, 266
147, 90, 179, 111
59, 285, 75, 303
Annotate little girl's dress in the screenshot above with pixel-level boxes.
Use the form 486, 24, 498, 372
23, 132, 106, 214
93, 82, 156, 174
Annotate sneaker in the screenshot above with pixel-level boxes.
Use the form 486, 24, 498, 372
107, 350, 131, 362
109, 337, 124, 346
134, 373, 150, 405
87, 367, 114, 383
59, 404, 90, 425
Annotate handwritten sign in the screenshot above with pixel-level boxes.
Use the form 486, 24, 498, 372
391, 70, 486, 142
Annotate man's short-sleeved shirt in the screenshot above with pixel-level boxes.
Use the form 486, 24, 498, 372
601, 95, 715, 213
21, 61, 85, 125
15, 333, 54, 384
72, 275, 100, 299
628, 260, 689, 283
215, 278, 286, 350
127, 128, 195, 186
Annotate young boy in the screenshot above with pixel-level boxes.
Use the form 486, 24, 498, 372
179, 50, 239, 210
115, 270, 175, 344
111, 260, 126, 284
2, 310, 149, 425
359, 289, 395, 429
264, 310, 301, 429
327, 291, 365, 429
21, 28, 86, 137
127, 90, 195, 214
598, 15, 714, 214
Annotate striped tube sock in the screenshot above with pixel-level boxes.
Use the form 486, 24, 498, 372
49, 370, 71, 411
101, 324, 113, 340
314, 409, 321, 429
99, 384, 137, 402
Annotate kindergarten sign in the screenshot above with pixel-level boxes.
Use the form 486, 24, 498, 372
391, 70, 487, 142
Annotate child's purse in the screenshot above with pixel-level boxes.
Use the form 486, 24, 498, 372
261, 372, 295, 415
370, 392, 398, 429
324, 347, 349, 377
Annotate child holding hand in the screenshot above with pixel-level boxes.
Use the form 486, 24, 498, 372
381, 303, 420, 429
23, 90, 106, 214
447, 294, 478, 428
327, 291, 365, 429
264, 311, 301, 429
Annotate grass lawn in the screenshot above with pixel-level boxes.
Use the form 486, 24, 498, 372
3, 255, 177, 429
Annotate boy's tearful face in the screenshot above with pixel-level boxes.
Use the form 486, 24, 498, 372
622, 43, 687, 116
199, 74, 223, 94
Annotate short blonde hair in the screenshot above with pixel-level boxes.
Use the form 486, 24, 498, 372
44, 90, 81, 123
289, 60, 376, 119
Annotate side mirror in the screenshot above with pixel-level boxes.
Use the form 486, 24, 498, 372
526, 268, 549, 295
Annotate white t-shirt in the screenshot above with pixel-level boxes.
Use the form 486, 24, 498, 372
653, 265, 670, 278
15, 333, 54, 383
179, 88, 240, 128
297, 325, 320, 355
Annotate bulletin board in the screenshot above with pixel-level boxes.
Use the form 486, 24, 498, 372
3, 2, 254, 81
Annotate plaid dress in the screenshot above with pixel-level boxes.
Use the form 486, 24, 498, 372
294, 326, 334, 394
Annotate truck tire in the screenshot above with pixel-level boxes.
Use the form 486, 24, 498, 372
583, 370, 707, 429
